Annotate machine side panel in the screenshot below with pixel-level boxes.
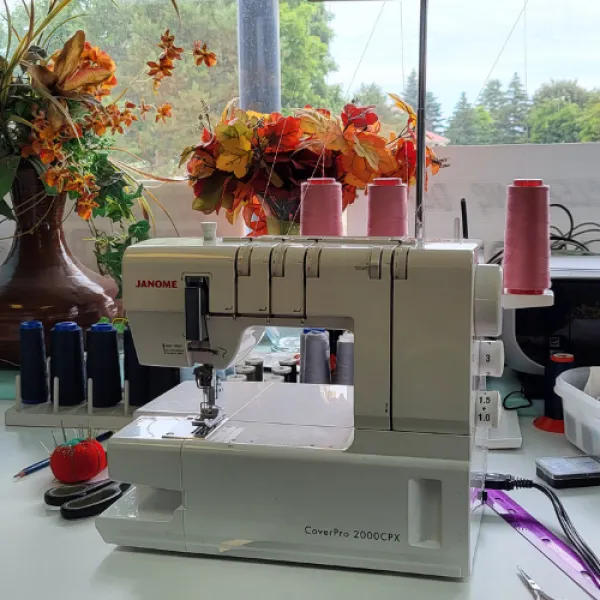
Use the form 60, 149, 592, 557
393, 247, 475, 435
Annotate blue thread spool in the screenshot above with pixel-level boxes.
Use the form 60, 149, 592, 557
50, 322, 85, 406
19, 321, 48, 405
87, 323, 122, 408
124, 326, 150, 407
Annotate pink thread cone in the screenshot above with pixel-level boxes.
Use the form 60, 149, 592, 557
503, 179, 551, 295
367, 178, 408, 237
300, 178, 343, 236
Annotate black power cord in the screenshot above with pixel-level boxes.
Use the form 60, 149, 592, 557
550, 203, 575, 238
485, 474, 600, 584
503, 387, 533, 411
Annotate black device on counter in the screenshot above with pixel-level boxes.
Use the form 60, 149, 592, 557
536, 456, 600, 489
504, 255, 600, 399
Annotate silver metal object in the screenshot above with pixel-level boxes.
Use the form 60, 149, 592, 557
415, 0, 428, 244
193, 365, 220, 421
518, 567, 560, 600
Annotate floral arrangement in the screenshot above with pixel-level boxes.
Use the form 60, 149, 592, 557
183, 94, 445, 236
0, 0, 214, 292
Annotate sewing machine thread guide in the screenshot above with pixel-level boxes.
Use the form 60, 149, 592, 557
487, 490, 600, 599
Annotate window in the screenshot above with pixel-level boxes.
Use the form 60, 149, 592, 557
2, 0, 599, 272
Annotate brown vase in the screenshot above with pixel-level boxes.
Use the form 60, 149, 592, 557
0, 161, 117, 365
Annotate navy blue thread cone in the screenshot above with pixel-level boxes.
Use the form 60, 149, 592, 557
19, 321, 48, 405
87, 323, 122, 408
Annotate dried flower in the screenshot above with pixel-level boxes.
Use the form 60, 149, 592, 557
193, 42, 217, 68
156, 103, 173, 124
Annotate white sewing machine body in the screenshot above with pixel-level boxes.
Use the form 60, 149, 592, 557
96, 236, 504, 578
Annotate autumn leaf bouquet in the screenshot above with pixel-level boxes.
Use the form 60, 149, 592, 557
0, 0, 213, 292
183, 94, 445, 236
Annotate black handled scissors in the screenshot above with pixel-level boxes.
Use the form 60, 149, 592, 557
44, 479, 131, 520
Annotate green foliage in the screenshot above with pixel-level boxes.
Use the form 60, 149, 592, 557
529, 101, 582, 144
533, 80, 590, 108
94, 219, 151, 298
402, 69, 444, 133
501, 72, 530, 144
444, 93, 495, 145
0, 156, 20, 218
353, 82, 405, 130
580, 103, 600, 142
446, 75, 600, 146
280, 0, 342, 112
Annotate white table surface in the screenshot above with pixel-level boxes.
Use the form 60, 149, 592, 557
1, 402, 599, 600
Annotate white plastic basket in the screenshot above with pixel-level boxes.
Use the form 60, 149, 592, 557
555, 367, 600, 455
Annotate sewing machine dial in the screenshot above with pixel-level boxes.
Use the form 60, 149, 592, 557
475, 340, 505, 378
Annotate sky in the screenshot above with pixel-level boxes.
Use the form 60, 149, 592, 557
325, 0, 600, 119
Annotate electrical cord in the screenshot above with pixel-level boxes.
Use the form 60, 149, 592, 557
550, 203, 574, 238
485, 474, 600, 585
486, 203, 593, 264
487, 235, 589, 265
502, 387, 533, 411
572, 221, 600, 234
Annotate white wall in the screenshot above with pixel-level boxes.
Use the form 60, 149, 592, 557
347, 143, 600, 250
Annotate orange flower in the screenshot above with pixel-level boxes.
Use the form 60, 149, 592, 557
80, 41, 116, 72
28, 31, 116, 128
64, 175, 83, 192
158, 29, 184, 61
336, 131, 397, 189
147, 56, 175, 77
152, 72, 164, 92
120, 105, 138, 128
257, 115, 301, 152
242, 202, 267, 237
39, 126, 58, 141
147, 55, 175, 91
84, 107, 110, 136
58, 122, 83, 140
38, 141, 65, 165
341, 104, 379, 130
76, 192, 99, 221
156, 103, 173, 124
44, 167, 72, 192
83, 173, 99, 190
138, 99, 154, 120
187, 149, 215, 179
341, 183, 357, 210
387, 138, 417, 185
193, 41, 217, 68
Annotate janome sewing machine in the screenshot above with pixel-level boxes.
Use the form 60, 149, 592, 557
96, 236, 505, 577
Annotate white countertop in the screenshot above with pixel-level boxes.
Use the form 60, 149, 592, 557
2, 402, 598, 600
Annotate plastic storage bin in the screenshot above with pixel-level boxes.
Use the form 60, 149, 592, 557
555, 367, 600, 455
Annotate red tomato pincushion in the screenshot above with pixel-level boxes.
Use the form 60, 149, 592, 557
50, 439, 107, 484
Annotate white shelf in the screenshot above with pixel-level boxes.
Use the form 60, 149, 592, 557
502, 289, 554, 310
477, 406, 523, 450
4, 401, 135, 429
